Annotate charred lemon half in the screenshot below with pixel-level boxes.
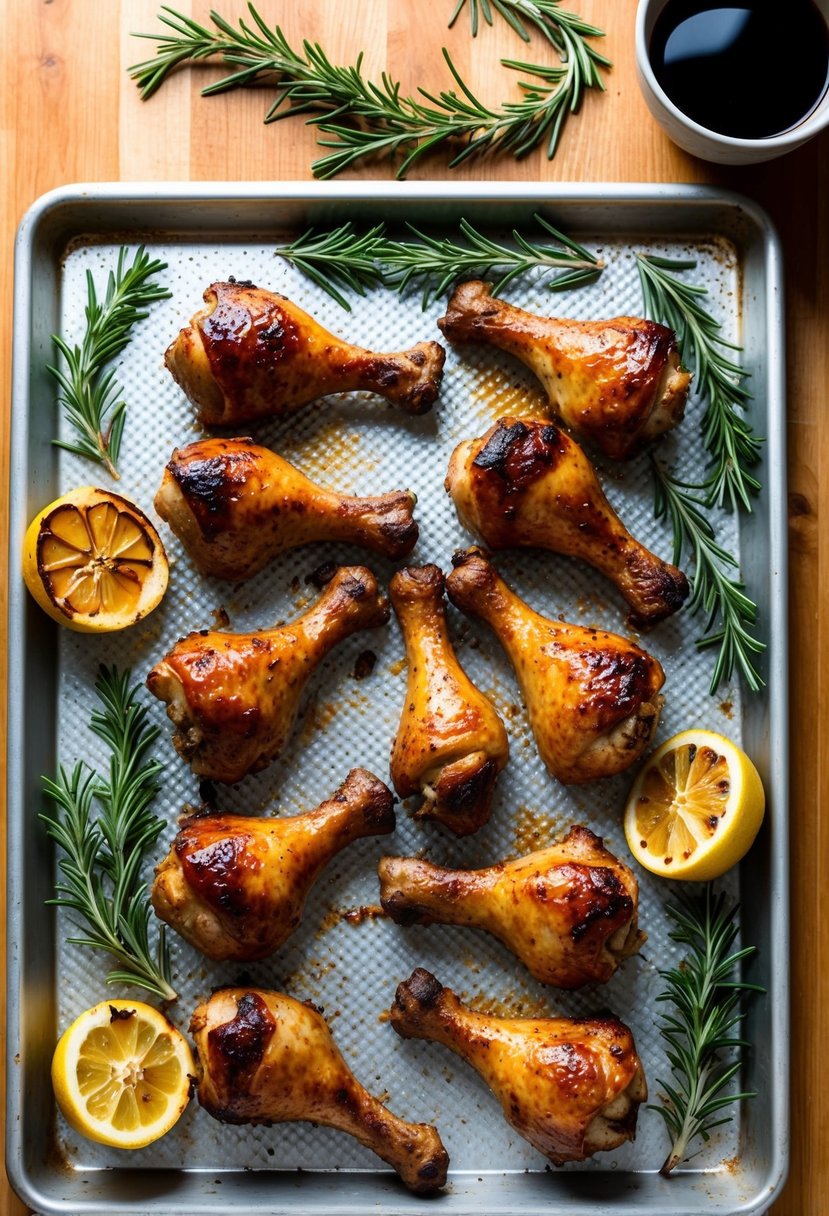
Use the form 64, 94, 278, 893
23, 486, 168, 632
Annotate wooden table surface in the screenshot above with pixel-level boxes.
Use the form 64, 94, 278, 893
0, 1, 825, 1212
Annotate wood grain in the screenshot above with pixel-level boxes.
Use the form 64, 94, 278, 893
1, 1, 825, 1212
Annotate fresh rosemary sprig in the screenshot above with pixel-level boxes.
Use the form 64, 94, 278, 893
277, 223, 390, 311
275, 215, 602, 310
48, 247, 170, 479
637, 253, 761, 513
652, 888, 762, 1176
130, 4, 608, 177
312, 49, 604, 176
638, 253, 765, 692
384, 215, 602, 306
41, 667, 176, 1003
652, 461, 765, 693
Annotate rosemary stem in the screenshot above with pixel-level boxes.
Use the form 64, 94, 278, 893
99, 436, 120, 480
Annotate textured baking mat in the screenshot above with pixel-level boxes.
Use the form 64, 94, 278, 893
51, 230, 744, 1177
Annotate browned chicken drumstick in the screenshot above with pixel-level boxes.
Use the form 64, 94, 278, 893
446, 417, 688, 628
391, 969, 646, 1165
147, 565, 388, 783
155, 437, 418, 579
153, 768, 394, 961
438, 280, 691, 460
389, 564, 509, 836
166, 280, 445, 425
446, 549, 665, 784
379, 825, 644, 988
191, 987, 449, 1193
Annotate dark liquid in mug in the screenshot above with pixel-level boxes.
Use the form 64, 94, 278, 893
649, 0, 829, 138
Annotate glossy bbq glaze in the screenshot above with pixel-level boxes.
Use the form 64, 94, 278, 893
438, 280, 690, 459
446, 548, 665, 784
446, 418, 689, 627
191, 987, 450, 1193
153, 768, 395, 961
165, 280, 446, 425
390, 969, 646, 1164
146, 566, 389, 783
379, 824, 645, 988
205, 991, 276, 1107
389, 563, 509, 836
156, 436, 418, 578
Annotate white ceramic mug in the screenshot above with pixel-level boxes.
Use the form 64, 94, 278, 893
635, 0, 829, 164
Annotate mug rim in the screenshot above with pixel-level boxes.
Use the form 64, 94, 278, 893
635, 0, 829, 150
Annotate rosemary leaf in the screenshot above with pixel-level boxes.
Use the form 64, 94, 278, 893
450, 0, 611, 57
40, 666, 176, 1003
651, 888, 763, 1176
47, 248, 170, 479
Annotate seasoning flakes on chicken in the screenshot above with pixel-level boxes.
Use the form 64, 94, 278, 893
390, 969, 646, 1165
379, 824, 645, 988
446, 548, 665, 784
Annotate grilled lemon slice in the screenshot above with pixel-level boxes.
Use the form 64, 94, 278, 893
22, 487, 168, 632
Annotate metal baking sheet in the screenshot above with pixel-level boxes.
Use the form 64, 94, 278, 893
7, 182, 788, 1215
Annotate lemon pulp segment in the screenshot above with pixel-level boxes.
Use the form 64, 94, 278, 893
632, 742, 731, 865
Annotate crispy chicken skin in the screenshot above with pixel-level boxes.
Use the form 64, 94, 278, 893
389, 564, 509, 836
390, 969, 646, 1165
165, 280, 445, 425
446, 417, 688, 628
146, 566, 389, 783
379, 824, 645, 988
438, 280, 690, 460
191, 987, 449, 1193
445, 549, 665, 785
155, 437, 418, 579
153, 768, 394, 962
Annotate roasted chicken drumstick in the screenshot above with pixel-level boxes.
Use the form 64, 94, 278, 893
153, 768, 394, 961
438, 280, 690, 460
446, 549, 665, 784
379, 824, 644, 988
147, 565, 388, 783
166, 280, 445, 425
447, 417, 688, 628
191, 987, 449, 1193
389, 564, 509, 836
155, 437, 418, 579
390, 969, 646, 1165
